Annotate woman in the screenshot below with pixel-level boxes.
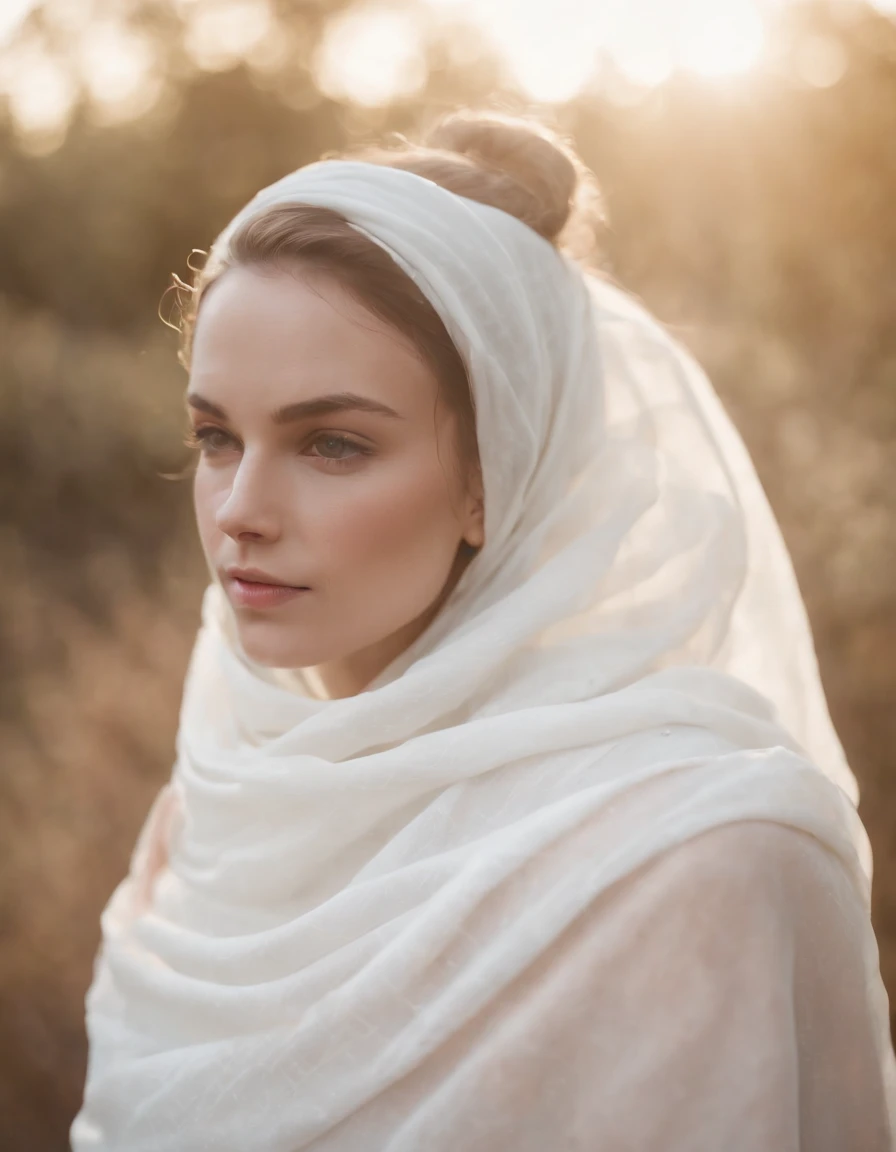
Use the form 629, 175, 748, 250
72, 112, 896, 1150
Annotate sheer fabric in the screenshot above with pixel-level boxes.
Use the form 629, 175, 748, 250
72, 162, 895, 1150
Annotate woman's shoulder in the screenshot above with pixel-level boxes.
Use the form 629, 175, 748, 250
605, 818, 874, 994
638, 819, 860, 920
560, 817, 876, 1038
656, 818, 831, 878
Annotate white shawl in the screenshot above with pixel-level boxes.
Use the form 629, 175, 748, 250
72, 162, 896, 1151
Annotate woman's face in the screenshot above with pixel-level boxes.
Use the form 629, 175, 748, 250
188, 264, 484, 697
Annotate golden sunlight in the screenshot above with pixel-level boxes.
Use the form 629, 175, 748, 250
1, 0, 896, 146
0, 39, 76, 138
0, 0, 35, 46
313, 5, 427, 107
178, 0, 273, 73
78, 22, 161, 124
428, 0, 772, 99
673, 0, 766, 77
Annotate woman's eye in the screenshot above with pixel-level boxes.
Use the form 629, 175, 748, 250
185, 426, 236, 453
183, 427, 368, 465
309, 434, 366, 462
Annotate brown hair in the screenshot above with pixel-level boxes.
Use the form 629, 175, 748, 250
177, 110, 601, 473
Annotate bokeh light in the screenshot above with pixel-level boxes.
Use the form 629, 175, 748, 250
313, 4, 427, 107
78, 22, 161, 124
2, 0, 896, 139
794, 32, 849, 88
427, 0, 770, 100
0, 41, 75, 138
0, 0, 34, 45
178, 0, 273, 72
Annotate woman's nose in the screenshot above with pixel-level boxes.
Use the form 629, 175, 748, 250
214, 456, 282, 543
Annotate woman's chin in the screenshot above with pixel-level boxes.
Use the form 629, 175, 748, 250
234, 626, 322, 670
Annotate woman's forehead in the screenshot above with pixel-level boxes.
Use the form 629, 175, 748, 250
189, 265, 441, 422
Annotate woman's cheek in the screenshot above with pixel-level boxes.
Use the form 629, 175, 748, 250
311, 457, 458, 560
332, 481, 463, 619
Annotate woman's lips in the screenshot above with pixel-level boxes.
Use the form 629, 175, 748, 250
228, 577, 310, 609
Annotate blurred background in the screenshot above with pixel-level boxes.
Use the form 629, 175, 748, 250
0, 0, 894, 1146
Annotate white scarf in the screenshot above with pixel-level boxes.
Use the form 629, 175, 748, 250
72, 162, 895, 1151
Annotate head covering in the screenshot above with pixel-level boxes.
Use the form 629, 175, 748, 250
72, 161, 893, 1151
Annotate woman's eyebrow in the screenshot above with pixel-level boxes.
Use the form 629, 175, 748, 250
185, 391, 403, 422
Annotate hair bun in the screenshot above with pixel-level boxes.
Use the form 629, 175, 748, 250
424, 112, 580, 243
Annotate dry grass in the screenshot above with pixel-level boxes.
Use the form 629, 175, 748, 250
0, 544, 204, 1149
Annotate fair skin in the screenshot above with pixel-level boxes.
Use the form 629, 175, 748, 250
187, 263, 484, 699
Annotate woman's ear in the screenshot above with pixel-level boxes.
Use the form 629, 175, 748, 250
463, 466, 485, 550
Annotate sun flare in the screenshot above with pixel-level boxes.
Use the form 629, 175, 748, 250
2, 0, 896, 146
428, 0, 771, 100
